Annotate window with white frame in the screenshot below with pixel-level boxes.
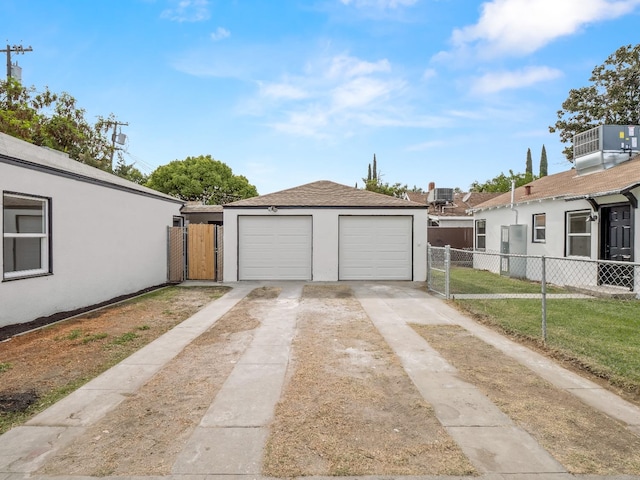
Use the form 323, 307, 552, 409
3, 192, 51, 279
533, 213, 546, 242
566, 210, 590, 257
475, 219, 486, 251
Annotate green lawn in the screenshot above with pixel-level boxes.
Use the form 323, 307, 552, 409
432, 266, 640, 393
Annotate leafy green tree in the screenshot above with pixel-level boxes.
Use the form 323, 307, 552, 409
361, 155, 407, 197
113, 159, 148, 185
539, 145, 548, 177
550, 44, 640, 161
145, 155, 258, 204
0, 78, 137, 174
470, 170, 535, 193
526, 148, 533, 176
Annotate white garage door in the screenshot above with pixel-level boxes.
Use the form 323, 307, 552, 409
238, 216, 312, 280
339, 216, 412, 280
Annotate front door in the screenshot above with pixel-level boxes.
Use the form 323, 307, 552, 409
599, 204, 634, 289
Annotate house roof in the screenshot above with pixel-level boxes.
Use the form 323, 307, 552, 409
225, 180, 427, 209
406, 189, 501, 217
180, 203, 223, 213
472, 154, 640, 211
0, 133, 182, 204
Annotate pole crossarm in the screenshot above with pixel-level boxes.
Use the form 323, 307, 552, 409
1, 44, 33, 81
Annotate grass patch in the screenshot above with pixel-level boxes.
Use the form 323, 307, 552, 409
66, 329, 82, 340
137, 325, 150, 331
448, 267, 565, 295
454, 297, 640, 393
111, 332, 139, 345
0, 362, 12, 373
81, 332, 109, 344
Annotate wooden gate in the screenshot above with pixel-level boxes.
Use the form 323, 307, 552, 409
167, 224, 223, 282
188, 224, 215, 280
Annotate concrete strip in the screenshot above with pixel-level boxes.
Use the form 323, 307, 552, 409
352, 284, 565, 475
25, 390, 126, 427
171, 427, 268, 475
238, 344, 291, 364
0, 426, 81, 473
200, 363, 287, 427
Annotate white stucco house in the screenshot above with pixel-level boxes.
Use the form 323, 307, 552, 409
470, 126, 640, 290
0, 133, 183, 329
223, 180, 428, 282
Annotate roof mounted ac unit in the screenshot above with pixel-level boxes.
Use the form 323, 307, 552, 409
428, 188, 454, 204
573, 125, 640, 175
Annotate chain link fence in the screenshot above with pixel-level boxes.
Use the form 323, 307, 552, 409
427, 244, 639, 341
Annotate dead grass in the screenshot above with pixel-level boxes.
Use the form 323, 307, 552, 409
412, 324, 640, 475
263, 284, 475, 477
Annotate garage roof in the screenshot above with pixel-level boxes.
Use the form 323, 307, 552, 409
225, 180, 427, 209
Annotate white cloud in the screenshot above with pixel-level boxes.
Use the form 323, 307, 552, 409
161, 0, 210, 22
422, 68, 437, 81
471, 66, 563, 94
326, 54, 391, 79
405, 140, 446, 151
340, 0, 419, 8
449, 0, 640, 57
210, 27, 230, 41
259, 82, 309, 100
331, 77, 400, 109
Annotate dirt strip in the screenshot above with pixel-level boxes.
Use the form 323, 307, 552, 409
263, 284, 475, 477
39, 287, 280, 477
413, 324, 640, 475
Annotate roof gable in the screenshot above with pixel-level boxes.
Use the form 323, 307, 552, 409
472, 154, 640, 211
225, 180, 426, 208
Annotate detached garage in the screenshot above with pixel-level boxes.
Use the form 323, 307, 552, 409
223, 181, 427, 282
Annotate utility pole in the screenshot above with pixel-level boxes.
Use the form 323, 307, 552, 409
107, 121, 129, 170
1, 44, 33, 81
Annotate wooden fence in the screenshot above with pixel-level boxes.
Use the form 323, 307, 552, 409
167, 224, 223, 282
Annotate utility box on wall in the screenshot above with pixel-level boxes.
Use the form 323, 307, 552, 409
500, 224, 527, 279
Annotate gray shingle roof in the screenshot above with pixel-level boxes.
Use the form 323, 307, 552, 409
225, 180, 426, 209
472, 154, 640, 211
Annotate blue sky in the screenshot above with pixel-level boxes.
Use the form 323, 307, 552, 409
3, 0, 640, 195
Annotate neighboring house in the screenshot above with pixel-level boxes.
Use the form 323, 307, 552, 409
223, 180, 428, 282
180, 202, 223, 225
405, 188, 499, 248
470, 125, 640, 290
0, 133, 183, 328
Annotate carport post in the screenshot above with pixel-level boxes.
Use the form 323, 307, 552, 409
444, 245, 451, 300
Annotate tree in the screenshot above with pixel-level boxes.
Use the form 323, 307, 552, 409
539, 145, 548, 177
550, 44, 640, 161
470, 170, 534, 193
145, 155, 258, 204
113, 159, 148, 185
526, 148, 533, 176
361, 155, 407, 197
372, 153, 378, 181
0, 78, 136, 175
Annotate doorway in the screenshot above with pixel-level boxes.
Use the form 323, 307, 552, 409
599, 204, 634, 289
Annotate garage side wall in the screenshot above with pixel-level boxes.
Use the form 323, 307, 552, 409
0, 162, 182, 328
223, 208, 427, 282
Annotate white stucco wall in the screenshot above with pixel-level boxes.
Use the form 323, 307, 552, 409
1, 162, 182, 328
223, 207, 428, 282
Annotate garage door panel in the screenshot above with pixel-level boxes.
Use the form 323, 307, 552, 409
239, 216, 312, 280
339, 216, 412, 280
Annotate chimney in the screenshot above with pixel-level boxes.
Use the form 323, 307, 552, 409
428, 181, 435, 192
524, 185, 532, 195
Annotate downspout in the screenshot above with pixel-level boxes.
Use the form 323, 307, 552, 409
510, 179, 519, 224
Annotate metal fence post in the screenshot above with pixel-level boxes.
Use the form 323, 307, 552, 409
427, 243, 432, 287
541, 255, 547, 343
444, 245, 451, 300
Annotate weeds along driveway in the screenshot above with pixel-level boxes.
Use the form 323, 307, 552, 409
1, 282, 640, 478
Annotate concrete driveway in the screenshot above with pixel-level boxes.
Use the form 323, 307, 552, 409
1, 281, 639, 480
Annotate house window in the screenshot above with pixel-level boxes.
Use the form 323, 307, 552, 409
475, 219, 486, 251
3, 192, 51, 279
533, 213, 546, 243
566, 210, 590, 257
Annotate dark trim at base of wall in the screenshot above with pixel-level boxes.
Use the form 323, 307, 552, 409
0, 284, 169, 342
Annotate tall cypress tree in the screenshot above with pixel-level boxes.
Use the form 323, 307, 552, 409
372, 154, 378, 181
526, 148, 533, 176
539, 145, 548, 177
367, 163, 372, 181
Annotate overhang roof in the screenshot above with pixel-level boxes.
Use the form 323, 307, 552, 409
180, 204, 223, 213
0, 133, 182, 204
225, 180, 427, 209
472, 154, 640, 211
